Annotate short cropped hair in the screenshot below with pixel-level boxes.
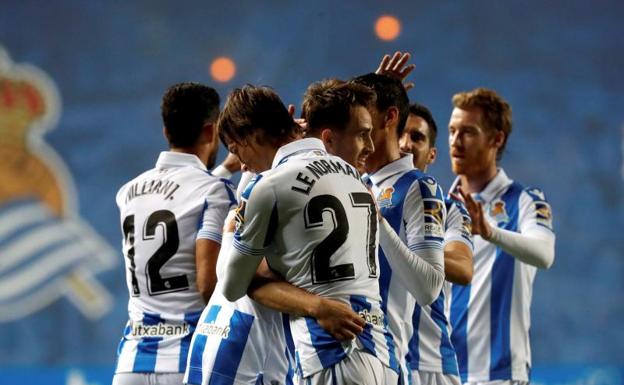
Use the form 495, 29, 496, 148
302, 79, 376, 135
161, 82, 220, 148
452, 88, 512, 160
409, 103, 438, 147
218, 85, 300, 146
351, 73, 409, 137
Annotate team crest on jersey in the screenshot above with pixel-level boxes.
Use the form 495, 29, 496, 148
0, 47, 116, 322
377, 187, 395, 208
489, 200, 509, 224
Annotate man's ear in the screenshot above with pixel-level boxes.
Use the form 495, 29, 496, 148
202, 122, 216, 143
492, 130, 505, 149
428, 147, 438, 165
384, 106, 399, 131
320, 128, 335, 150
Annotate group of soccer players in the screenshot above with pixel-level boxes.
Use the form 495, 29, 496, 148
112, 52, 556, 385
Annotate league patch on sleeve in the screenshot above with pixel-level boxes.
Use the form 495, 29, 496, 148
418, 177, 445, 240
233, 200, 246, 236
525, 187, 553, 230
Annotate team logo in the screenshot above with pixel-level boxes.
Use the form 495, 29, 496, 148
535, 202, 553, 229
420, 176, 439, 197
489, 200, 509, 224
377, 187, 395, 208
0, 47, 116, 322
423, 199, 445, 238
233, 200, 246, 233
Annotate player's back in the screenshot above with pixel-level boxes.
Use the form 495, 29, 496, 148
115, 151, 235, 374
234, 140, 399, 377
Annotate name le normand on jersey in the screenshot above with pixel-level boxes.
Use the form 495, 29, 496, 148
290, 156, 360, 196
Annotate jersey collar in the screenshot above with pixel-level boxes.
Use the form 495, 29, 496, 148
450, 168, 513, 202
271, 138, 327, 169
367, 154, 414, 186
155, 151, 207, 171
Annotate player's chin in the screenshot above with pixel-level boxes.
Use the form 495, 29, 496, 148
450, 159, 466, 174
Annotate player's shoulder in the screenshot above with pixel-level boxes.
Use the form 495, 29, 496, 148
521, 185, 550, 203
404, 169, 443, 200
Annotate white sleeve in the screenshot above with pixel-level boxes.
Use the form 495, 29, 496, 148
392, 176, 446, 305
211, 165, 233, 179
379, 218, 445, 305
221, 175, 276, 301
237, 171, 256, 203
488, 226, 555, 269
488, 187, 555, 269
196, 179, 237, 244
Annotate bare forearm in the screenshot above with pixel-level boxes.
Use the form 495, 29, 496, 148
248, 278, 321, 317
443, 241, 473, 285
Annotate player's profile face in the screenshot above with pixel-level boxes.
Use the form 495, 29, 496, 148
399, 114, 434, 170
448, 107, 498, 176
328, 105, 374, 172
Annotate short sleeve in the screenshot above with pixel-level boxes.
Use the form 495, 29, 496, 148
232, 175, 278, 256
444, 198, 474, 250
403, 175, 446, 252
519, 187, 554, 235
196, 178, 237, 243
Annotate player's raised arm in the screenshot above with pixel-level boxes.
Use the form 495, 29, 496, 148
375, 51, 416, 91
459, 187, 555, 269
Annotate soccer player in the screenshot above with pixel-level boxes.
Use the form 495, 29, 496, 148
113, 83, 236, 385
351, 73, 447, 383
218, 85, 399, 384
399, 102, 474, 385
447, 88, 555, 384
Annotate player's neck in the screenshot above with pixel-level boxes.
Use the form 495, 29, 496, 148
459, 164, 498, 194
169, 145, 207, 165
366, 143, 401, 174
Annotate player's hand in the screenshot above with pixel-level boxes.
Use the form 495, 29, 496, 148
458, 188, 493, 240
313, 298, 366, 341
221, 152, 242, 173
375, 51, 416, 91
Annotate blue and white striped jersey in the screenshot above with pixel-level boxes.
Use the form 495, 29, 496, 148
231, 138, 399, 378
114, 152, 236, 374
448, 168, 555, 383
408, 197, 473, 379
367, 154, 446, 381
184, 285, 294, 385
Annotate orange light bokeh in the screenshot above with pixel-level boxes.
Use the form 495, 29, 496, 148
210, 57, 236, 83
375, 15, 401, 41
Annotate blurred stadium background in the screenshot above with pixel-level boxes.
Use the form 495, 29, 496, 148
0, 1, 622, 384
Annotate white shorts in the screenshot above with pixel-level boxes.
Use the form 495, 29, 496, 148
302, 350, 399, 385
112, 372, 184, 385
411, 371, 461, 385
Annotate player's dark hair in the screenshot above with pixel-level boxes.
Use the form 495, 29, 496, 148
351, 73, 409, 137
409, 103, 438, 147
161, 82, 220, 148
218, 85, 300, 147
302, 79, 376, 135
452, 87, 512, 161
